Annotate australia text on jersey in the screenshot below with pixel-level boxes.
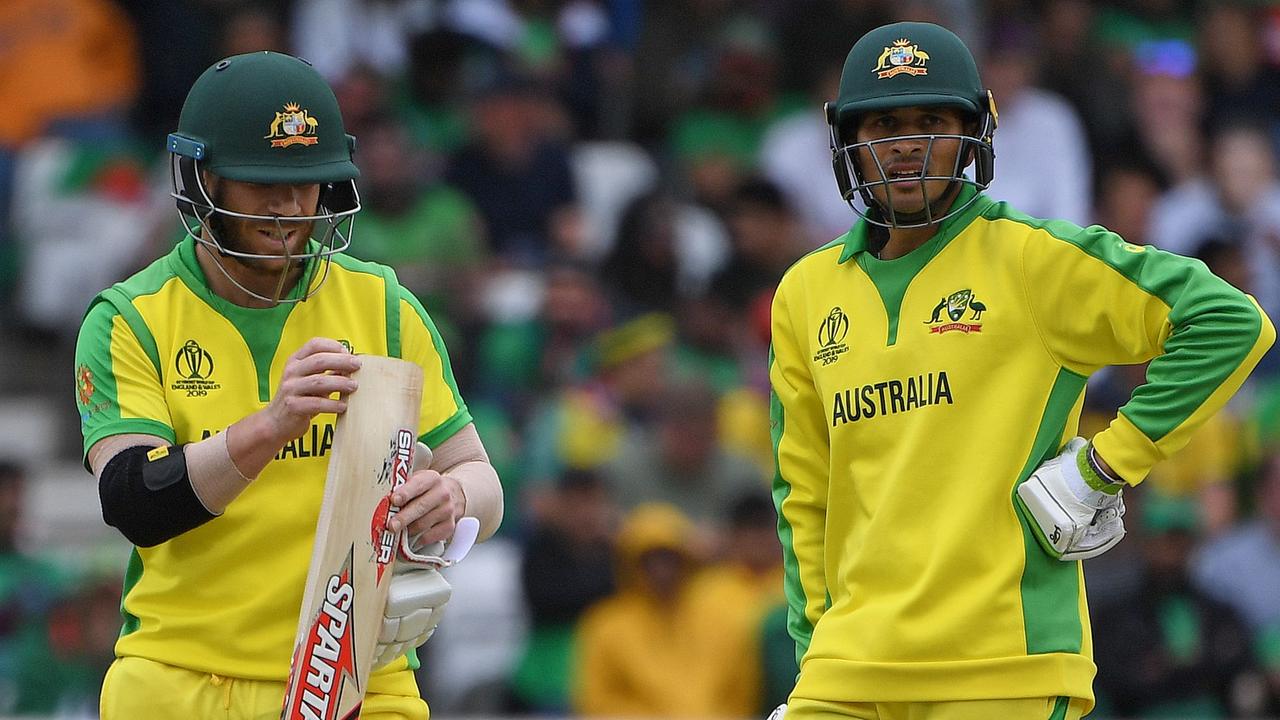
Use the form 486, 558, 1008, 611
832, 371, 953, 426
200, 422, 335, 460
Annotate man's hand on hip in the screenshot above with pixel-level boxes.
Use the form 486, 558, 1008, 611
1016, 437, 1127, 561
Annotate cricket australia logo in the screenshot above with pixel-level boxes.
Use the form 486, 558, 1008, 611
925, 289, 986, 335
370, 428, 415, 582
171, 339, 222, 396
874, 38, 931, 79
813, 307, 851, 366
265, 102, 320, 147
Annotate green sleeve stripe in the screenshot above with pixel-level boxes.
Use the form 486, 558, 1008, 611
769, 346, 815, 666
83, 419, 177, 461
100, 288, 162, 377
419, 409, 473, 448
118, 548, 144, 637
77, 299, 176, 465
400, 288, 467, 416
996, 208, 1270, 441
1011, 367, 1088, 654
384, 266, 402, 358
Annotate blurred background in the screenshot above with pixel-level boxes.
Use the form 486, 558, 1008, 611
2, 0, 1280, 717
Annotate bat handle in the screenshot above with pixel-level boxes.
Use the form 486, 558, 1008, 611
398, 516, 480, 568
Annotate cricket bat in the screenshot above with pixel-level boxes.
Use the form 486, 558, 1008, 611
281, 355, 424, 720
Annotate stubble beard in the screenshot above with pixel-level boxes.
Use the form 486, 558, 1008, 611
205, 188, 316, 285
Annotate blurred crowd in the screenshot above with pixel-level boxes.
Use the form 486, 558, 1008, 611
3, 0, 1280, 717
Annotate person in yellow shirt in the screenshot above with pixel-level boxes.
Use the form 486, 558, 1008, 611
73, 52, 503, 719
770, 21, 1273, 720
576, 503, 774, 718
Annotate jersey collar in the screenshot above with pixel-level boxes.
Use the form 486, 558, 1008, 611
837, 186, 993, 264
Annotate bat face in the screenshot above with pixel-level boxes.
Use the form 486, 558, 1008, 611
282, 356, 424, 720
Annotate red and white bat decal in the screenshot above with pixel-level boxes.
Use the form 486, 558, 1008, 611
282, 552, 360, 720
370, 429, 415, 582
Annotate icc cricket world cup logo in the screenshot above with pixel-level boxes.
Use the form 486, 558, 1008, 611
172, 340, 221, 396
813, 307, 851, 366
176, 339, 213, 379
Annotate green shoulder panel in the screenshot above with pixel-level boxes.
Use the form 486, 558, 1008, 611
990, 204, 1268, 442
76, 251, 184, 464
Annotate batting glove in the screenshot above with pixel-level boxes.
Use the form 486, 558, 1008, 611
372, 443, 480, 670
766, 704, 788, 720
373, 560, 452, 669
1016, 437, 1126, 561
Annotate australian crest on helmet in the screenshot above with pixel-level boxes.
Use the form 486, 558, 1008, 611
266, 102, 320, 147
874, 38, 931, 78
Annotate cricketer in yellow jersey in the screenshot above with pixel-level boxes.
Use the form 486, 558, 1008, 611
769, 22, 1274, 720
73, 52, 503, 720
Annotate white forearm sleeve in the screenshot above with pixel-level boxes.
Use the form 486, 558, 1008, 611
185, 429, 254, 514
431, 424, 503, 542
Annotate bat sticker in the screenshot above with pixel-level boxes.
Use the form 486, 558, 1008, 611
371, 428, 415, 581
282, 551, 359, 720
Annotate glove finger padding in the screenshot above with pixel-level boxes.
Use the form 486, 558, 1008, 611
1016, 437, 1127, 561
373, 565, 452, 670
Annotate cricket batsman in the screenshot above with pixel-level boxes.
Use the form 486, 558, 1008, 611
73, 51, 503, 719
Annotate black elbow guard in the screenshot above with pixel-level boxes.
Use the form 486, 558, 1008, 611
99, 445, 216, 547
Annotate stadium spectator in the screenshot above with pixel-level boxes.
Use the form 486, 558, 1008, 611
759, 62, 858, 245
601, 379, 765, 526
1092, 493, 1263, 718
510, 469, 616, 713
708, 178, 809, 315
1196, 2, 1280, 141
354, 112, 488, 320
681, 492, 785, 716
980, 19, 1092, 226
1192, 451, 1280, 635
575, 503, 751, 718
447, 71, 580, 267
0, 461, 64, 713
1148, 123, 1280, 325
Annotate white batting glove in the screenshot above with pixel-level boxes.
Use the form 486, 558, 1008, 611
766, 704, 788, 720
373, 560, 452, 669
372, 443, 480, 670
1016, 437, 1126, 561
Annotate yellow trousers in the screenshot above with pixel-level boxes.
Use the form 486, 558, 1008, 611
100, 656, 429, 720
788, 695, 1087, 720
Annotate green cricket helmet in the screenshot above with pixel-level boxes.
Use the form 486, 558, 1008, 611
825, 22, 998, 228
167, 51, 361, 303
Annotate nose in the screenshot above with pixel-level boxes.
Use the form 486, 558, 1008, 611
265, 184, 305, 216
887, 134, 927, 156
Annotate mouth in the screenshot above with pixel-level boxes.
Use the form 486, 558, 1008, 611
257, 227, 303, 246
885, 166, 925, 181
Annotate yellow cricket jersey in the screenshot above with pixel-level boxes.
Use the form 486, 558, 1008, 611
769, 187, 1274, 710
73, 236, 471, 687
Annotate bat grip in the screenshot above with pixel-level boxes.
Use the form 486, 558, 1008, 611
398, 516, 480, 568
